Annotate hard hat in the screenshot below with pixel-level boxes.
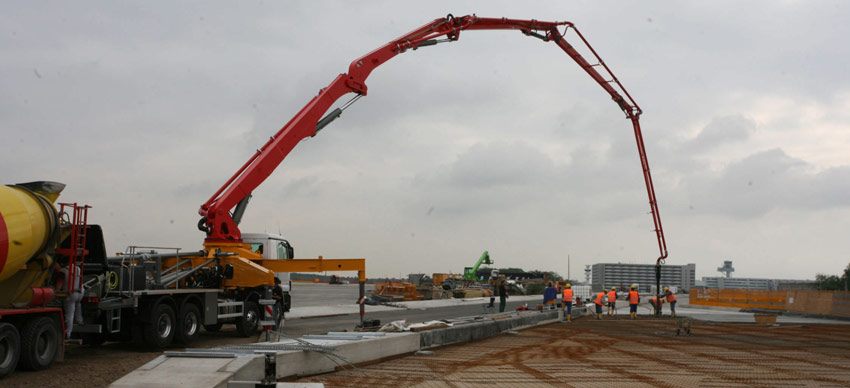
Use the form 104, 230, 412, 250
663, 286, 669, 291
611, 286, 616, 290
630, 284, 636, 289
565, 283, 571, 288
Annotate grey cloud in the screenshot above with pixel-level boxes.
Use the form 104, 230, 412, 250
684, 115, 756, 153
688, 148, 850, 218
446, 142, 556, 188
174, 180, 218, 198
409, 139, 652, 224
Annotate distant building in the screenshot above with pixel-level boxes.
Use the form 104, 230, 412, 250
702, 260, 818, 290
776, 281, 819, 290
591, 263, 696, 293
703, 277, 770, 290
702, 277, 818, 291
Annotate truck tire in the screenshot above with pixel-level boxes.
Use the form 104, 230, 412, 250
0, 323, 21, 378
236, 301, 259, 337
203, 323, 223, 332
175, 303, 201, 344
143, 303, 176, 349
18, 316, 60, 371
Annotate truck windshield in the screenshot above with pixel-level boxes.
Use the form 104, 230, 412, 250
277, 242, 287, 259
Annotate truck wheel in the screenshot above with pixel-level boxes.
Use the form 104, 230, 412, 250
0, 323, 21, 378
236, 301, 259, 337
18, 316, 60, 371
143, 303, 176, 349
175, 303, 201, 344
203, 323, 223, 332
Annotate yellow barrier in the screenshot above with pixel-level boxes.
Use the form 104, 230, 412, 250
689, 289, 786, 310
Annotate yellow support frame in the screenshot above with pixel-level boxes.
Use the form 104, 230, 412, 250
258, 256, 366, 282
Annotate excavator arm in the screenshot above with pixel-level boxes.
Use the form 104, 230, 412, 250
464, 250, 493, 281
199, 14, 668, 264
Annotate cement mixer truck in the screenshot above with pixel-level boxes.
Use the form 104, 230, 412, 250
0, 182, 70, 377
0, 181, 366, 378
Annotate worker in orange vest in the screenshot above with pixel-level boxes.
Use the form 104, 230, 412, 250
562, 283, 574, 322
607, 286, 618, 316
628, 285, 640, 320
649, 296, 664, 316
664, 286, 677, 318
593, 290, 606, 320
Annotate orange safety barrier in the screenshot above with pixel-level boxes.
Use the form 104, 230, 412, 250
786, 290, 850, 317
689, 289, 786, 310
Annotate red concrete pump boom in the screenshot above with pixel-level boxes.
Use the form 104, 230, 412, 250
198, 14, 668, 264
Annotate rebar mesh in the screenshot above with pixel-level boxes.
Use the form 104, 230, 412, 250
295, 317, 850, 388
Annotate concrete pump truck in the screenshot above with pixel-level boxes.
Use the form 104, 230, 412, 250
0, 14, 667, 378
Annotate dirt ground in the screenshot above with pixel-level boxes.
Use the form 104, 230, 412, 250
2, 326, 259, 388
297, 316, 850, 387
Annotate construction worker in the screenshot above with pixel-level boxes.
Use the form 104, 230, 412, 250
607, 286, 618, 316
664, 286, 677, 317
628, 285, 640, 320
562, 283, 574, 322
543, 282, 557, 309
593, 290, 606, 319
56, 261, 83, 339
649, 296, 665, 316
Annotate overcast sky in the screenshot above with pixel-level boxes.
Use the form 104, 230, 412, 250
3, 1, 849, 281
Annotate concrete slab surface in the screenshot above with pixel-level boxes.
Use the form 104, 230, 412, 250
298, 316, 850, 387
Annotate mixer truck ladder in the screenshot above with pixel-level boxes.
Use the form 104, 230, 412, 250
55, 202, 91, 294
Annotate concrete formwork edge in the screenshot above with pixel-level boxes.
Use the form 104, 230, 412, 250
419, 310, 560, 348
110, 310, 560, 388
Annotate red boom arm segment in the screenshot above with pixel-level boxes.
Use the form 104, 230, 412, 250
199, 15, 668, 263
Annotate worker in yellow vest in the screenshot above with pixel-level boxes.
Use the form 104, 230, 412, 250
607, 286, 618, 316
664, 286, 677, 317
593, 290, 606, 320
628, 285, 640, 320
562, 283, 574, 322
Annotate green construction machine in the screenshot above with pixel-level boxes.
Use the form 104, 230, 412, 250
463, 251, 493, 282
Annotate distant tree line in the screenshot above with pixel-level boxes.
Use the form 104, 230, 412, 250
816, 263, 850, 291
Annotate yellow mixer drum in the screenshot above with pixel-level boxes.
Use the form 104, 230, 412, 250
0, 182, 62, 282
